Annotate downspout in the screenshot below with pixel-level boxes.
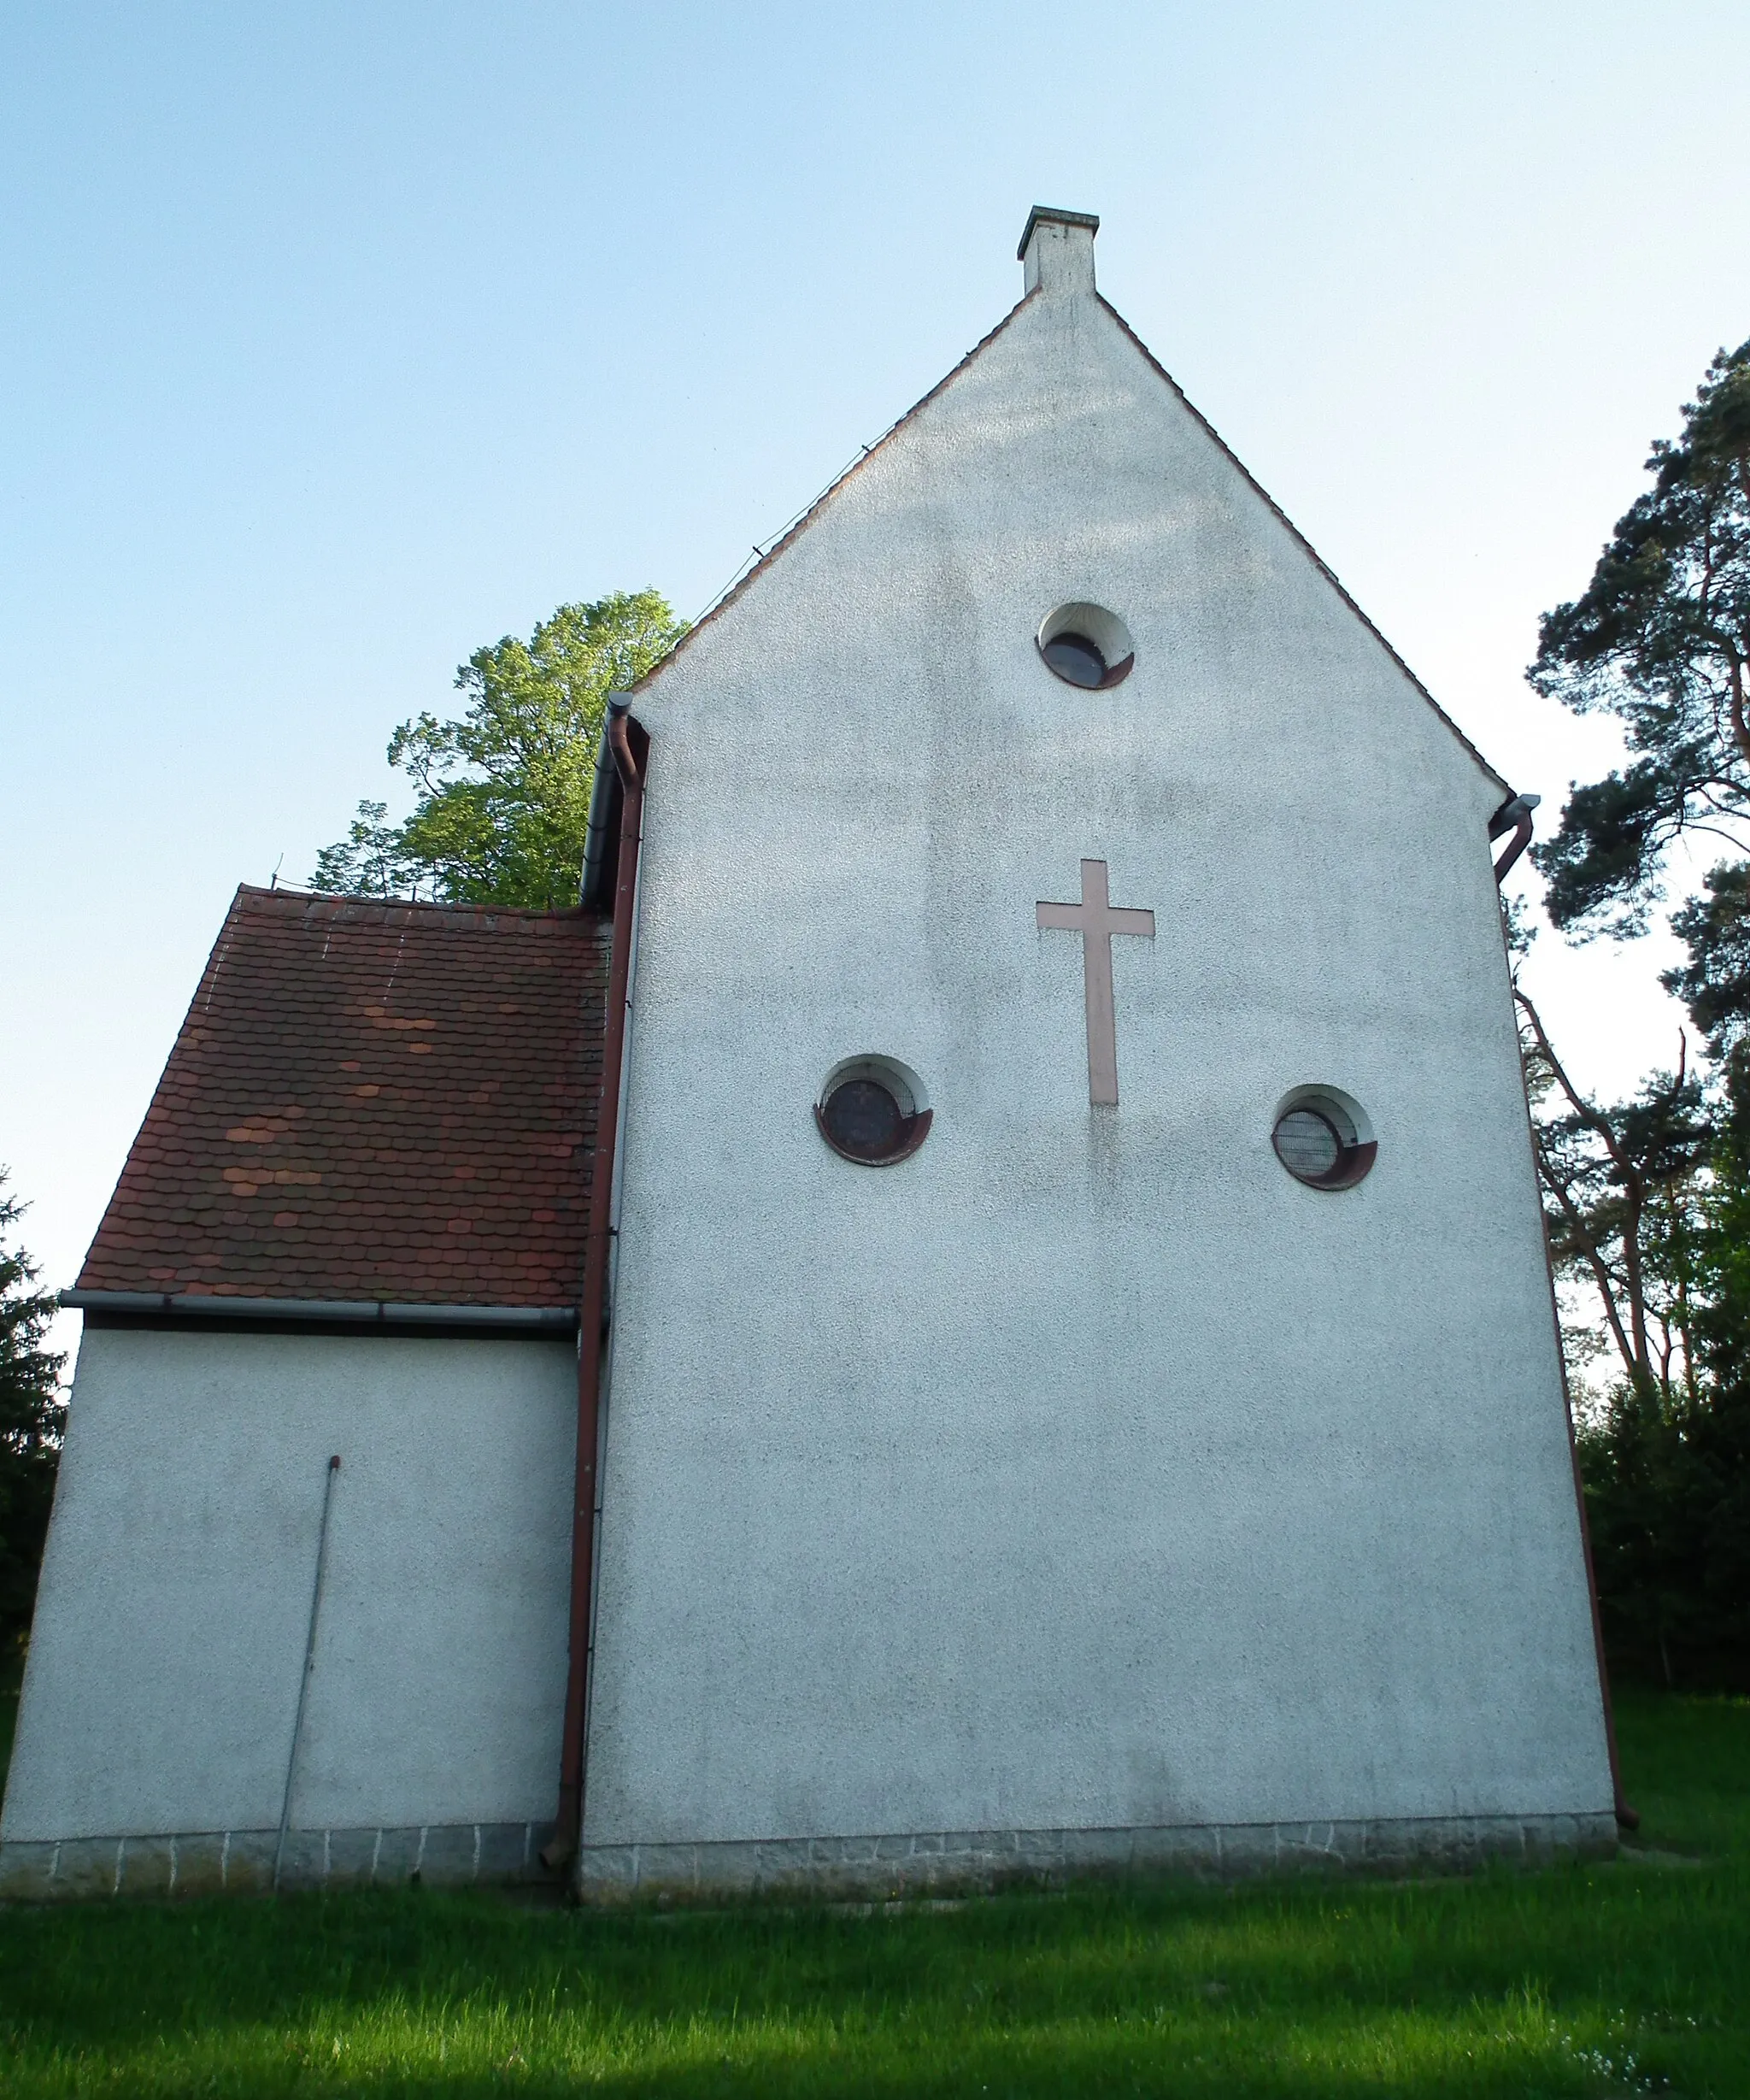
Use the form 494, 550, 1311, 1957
1489, 791, 1539, 885
543, 695, 647, 1872
1558, 1308, 1641, 1831
1493, 791, 1638, 1832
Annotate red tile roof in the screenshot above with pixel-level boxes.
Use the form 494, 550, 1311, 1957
77, 886, 608, 1308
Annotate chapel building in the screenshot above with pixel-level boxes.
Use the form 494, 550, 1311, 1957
0, 209, 1624, 1901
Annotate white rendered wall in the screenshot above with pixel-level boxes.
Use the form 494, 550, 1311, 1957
3, 1328, 575, 1841
584, 254, 1613, 1848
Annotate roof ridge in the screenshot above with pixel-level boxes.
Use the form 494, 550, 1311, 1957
243, 884, 603, 925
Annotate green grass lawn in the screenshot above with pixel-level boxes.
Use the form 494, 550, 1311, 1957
1, 1690, 1745, 2097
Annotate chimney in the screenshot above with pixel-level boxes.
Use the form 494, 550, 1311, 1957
1018, 206, 1099, 297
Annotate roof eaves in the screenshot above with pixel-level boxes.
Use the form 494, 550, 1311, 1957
62, 1290, 578, 1332
1096, 296, 1511, 797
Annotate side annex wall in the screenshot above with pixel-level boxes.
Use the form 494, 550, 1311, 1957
1, 1326, 576, 1897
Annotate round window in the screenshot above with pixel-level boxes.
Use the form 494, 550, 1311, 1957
814, 1056, 932, 1167
1036, 602, 1135, 690
1042, 631, 1109, 688
1271, 1087, 1377, 1191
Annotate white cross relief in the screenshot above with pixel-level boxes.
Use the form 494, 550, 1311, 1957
1036, 859, 1155, 1106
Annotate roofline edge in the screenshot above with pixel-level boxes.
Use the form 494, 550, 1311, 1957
1093, 293, 1512, 798
622, 291, 1041, 700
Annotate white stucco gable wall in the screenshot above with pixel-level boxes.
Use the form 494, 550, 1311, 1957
584, 239, 1611, 1862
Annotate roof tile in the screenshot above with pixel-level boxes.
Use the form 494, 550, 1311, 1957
77, 885, 610, 1308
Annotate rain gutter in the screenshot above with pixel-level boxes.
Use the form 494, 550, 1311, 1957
60, 1291, 576, 1332
579, 710, 626, 913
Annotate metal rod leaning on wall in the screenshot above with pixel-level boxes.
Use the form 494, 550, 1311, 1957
274, 1454, 342, 1891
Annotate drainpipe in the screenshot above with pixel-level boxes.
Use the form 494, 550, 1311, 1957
1561, 1338, 1641, 1832
1490, 792, 1540, 885
1492, 791, 1638, 1831
543, 696, 647, 1872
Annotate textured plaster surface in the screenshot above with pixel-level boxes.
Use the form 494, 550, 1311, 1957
2, 1329, 576, 1841
587, 228, 1613, 1850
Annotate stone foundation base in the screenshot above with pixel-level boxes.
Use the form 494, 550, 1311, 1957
0, 1821, 555, 1902
0, 1809, 1618, 1904
574, 1811, 1619, 1903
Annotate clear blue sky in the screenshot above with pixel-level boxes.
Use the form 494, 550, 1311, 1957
4, 2, 1749, 1328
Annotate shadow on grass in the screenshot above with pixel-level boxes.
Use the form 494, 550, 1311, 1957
1, 1692, 1745, 2096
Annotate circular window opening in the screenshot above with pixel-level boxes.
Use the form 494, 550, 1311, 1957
1042, 631, 1108, 688
815, 1056, 933, 1167
1271, 1086, 1377, 1191
1036, 602, 1135, 690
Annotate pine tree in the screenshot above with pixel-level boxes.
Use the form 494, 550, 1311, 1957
1530, 337, 1750, 936
0, 1174, 65, 1656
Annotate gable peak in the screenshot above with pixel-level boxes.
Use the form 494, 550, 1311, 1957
1019, 205, 1098, 297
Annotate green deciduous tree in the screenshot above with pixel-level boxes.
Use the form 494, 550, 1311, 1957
0, 1175, 65, 1657
313, 591, 685, 909
1512, 919, 1711, 1399
309, 801, 415, 902
1530, 338, 1750, 938
1512, 929, 1750, 1687
1513, 917, 1750, 1685
1523, 997, 1750, 1687
1576, 1107, 1750, 1690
